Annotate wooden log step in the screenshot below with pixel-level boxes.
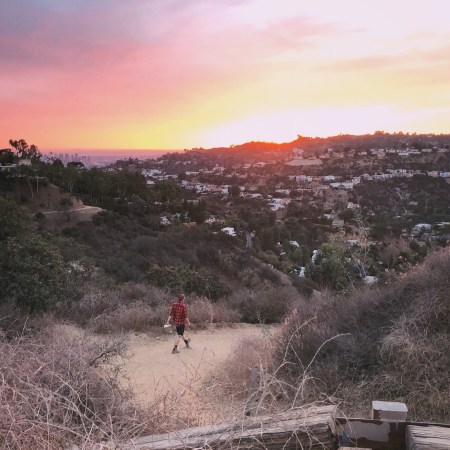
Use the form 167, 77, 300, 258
407, 425, 450, 449
124, 405, 336, 449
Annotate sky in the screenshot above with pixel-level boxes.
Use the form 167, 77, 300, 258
1, 0, 449, 151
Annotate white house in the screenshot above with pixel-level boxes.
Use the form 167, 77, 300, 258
160, 216, 171, 226
411, 223, 432, 236
221, 227, 237, 237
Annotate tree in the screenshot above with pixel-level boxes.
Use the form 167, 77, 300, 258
189, 200, 208, 224
67, 161, 85, 169
292, 247, 303, 264
0, 197, 30, 241
338, 208, 355, 221
59, 197, 73, 222
152, 180, 182, 204
371, 222, 388, 239
0, 234, 68, 313
0, 148, 15, 165
9, 138, 42, 162
306, 240, 353, 291
228, 184, 241, 197
146, 265, 231, 300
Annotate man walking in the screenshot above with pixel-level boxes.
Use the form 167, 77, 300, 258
168, 293, 191, 354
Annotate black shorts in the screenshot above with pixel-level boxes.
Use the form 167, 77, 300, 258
175, 325, 185, 336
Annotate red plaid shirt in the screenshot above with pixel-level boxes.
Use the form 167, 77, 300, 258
169, 301, 188, 326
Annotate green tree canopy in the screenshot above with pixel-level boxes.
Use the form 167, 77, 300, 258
0, 234, 68, 313
0, 197, 30, 240
9, 138, 42, 162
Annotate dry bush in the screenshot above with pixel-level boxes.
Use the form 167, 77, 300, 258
118, 282, 152, 301
226, 286, 298, 323
86, 290, 243, 334
0, 322, 156, 449
188, 297, 240, 328
206, 327, 287, 417
62, 283, 176, 333
217, 335, 274, 395
118, 283, 173, 307
63, 288, 122, 326
0, 301, 27, 337
87, 302, 166, 334
273, 249, 450, 421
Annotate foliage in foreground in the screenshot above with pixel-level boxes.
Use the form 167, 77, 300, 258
275, 249, 450, 422
0, 324, 149, 449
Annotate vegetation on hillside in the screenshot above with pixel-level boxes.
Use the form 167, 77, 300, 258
274, 249, 450, 421
1, 136, 449, 446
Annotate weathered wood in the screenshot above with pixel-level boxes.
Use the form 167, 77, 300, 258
124, 405, 336, 449
334, 418, 450, 450
334, 417, 406, 449
406, 425, 450, 449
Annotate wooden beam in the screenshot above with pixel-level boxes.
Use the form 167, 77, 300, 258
407, 425, 450, 449
333, 417, 406, 449
123, 405, 337, 449
334, 418, 450, 450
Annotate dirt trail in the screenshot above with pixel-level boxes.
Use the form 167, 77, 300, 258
124, 324, 274, 406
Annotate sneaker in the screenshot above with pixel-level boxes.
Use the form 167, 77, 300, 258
185, 338, 191, 348
172, 348, 180, 354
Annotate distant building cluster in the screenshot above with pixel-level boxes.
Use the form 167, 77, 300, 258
52, 153, 93, 166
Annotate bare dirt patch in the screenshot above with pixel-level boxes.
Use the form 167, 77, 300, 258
123, 324, 277, 425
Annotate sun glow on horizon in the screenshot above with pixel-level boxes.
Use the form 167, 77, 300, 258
200, 106, 450, 148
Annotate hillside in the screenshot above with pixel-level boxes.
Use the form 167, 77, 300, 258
276, 248, 450, 422
1, 136, 449, 447
0, 181, 83, 213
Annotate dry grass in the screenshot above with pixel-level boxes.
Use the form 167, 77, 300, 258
0, 320, 180, 449
205, 325, 316, 419
226, 286, 298, 323
273, 248, 450, 422
64, 284, 239, 334
188, 297, 241, 328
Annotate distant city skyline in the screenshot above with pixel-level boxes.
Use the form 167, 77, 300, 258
1, 1, 449, 149
41, 149, 175, 166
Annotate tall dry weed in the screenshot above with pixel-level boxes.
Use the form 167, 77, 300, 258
273, 248, 450, 421
0, 323, 159, 449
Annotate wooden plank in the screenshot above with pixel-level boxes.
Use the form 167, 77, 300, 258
334, 417, 406, 449
334, 418, 450, 450
123, 405, 336, 449
407, 425, 450, 449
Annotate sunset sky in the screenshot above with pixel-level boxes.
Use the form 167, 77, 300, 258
1, 0, 449, 151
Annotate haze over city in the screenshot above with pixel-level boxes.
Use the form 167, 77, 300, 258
1, 0, 449, 152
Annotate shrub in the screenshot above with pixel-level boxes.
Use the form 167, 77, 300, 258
88, 302, 165, 334
0, 324, 152, 448
146, 265, 231, 300
226, 286, 297, 323
188, 297, 240, 327
0, 234, 68, 313
63, 288, 122, 326
103, 255, 143, 282
274, 249, 450, 421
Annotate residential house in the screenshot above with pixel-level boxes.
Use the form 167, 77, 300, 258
221, 227, 237, 237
